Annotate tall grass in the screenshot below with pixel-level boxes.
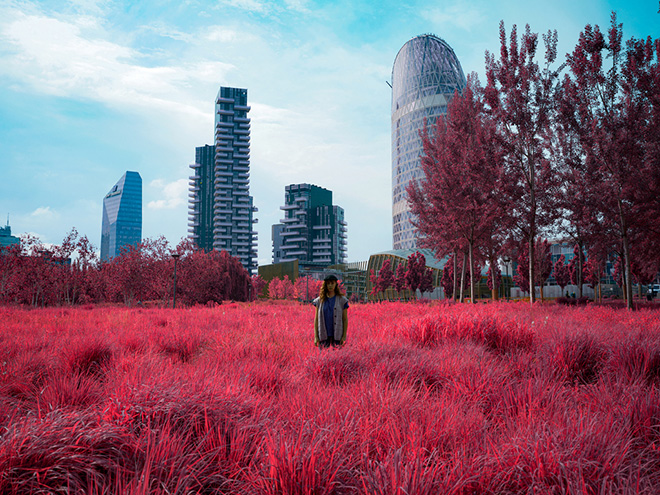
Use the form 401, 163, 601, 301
1, 302, 660, 493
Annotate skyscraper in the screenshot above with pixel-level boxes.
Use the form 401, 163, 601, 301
188, 145, 215, 252
272, 183, 347, 267
188, 87, 258, 273
101, 171, 142, 261
391, 34, 466, 249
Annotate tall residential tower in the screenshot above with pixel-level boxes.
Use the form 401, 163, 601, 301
391, 34, 466, 249
101, 171, 142, 261
272, 184, 347, 267
188, 87, 258, 273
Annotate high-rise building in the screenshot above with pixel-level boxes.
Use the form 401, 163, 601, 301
391, 34, 466, 249
0, 219, 20, 248
272, 183, 347, 267
188, 87, 258, 273
188, 145, 215, 252
101, 171, 142, 261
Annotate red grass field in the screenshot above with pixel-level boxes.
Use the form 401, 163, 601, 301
2, 301, 660, 494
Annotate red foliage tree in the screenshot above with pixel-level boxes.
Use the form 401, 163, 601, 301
404, 251, 427, 298
484, 22, 562, 304
553, 254, 571, 296
408, 76, 505, 303
251, 275, 267, 300
514, 238, 552, 299
441, 254, 455, 301
268, 277, 283, 300
393, 262, 407, 300
419, 267, 434, 296
294, 276, 322, 302
560, 14, 659, 308
376, 259, 394, 301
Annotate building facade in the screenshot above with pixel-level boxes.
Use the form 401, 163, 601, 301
101, 171, 142, 261
272, 183, 347, 267
391, 34, 466, 249
0, 221, 20, 248
188, 87, 258, 273
188, 145, 215, 252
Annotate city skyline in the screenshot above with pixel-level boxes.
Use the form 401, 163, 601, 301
0, 0, 657, 264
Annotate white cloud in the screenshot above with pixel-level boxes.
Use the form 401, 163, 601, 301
147, 179, 188, 210
31, 206, 58, 219
0, 12, 234, 120
219, 0, 269, 14
422, 2, 487, 31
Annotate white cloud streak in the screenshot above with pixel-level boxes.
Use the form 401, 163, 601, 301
148, 179, 188, 210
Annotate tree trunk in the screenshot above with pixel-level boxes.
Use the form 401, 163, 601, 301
459, 252, 467, 303
623, 236, 633, 310
490, 254, 498, 301
529, 235, 536, 304
469, 242, 475, 304
452, 252, 457, 303
577, 243, 584, 299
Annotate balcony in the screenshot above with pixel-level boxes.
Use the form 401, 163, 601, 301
313, 225, 331, 230
189, 163, 201, 169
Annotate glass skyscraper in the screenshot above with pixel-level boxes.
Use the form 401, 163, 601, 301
188, 145, 215, 252
188, 87, 258, 273
272, 183, 347, 267
101, 171, 142, 261
391, 34, 466, 249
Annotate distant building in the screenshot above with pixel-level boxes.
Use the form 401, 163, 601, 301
188, 145, 215, 252
0, 220, 20, 248
391, 34, 466, 249
101, 171, 142, 261
272, 183, 347, 267
188, 86, 258, 273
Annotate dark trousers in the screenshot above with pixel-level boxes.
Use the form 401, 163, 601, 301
319, 339, 341, 349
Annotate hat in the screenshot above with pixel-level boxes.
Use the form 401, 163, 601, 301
324, 274, 338, 282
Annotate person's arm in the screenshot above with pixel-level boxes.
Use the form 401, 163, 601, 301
313, 301, 320, 347
340, 307, 348, 344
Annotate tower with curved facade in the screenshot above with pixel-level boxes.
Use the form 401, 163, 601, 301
391, 34, 466, 249
101, 171, 142, 262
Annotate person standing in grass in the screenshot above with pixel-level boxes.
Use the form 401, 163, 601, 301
313, 274, 349, 348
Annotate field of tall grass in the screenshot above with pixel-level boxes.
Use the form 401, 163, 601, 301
2, 301, 660, 494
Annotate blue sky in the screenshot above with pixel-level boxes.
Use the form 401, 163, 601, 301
0, 0, 657, 264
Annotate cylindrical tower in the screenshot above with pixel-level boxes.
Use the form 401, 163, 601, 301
391, 34, 466, 250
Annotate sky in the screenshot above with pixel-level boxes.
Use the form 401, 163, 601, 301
0, 0, 658, 265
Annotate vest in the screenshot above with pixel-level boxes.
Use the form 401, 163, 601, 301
313, 295, 348, 342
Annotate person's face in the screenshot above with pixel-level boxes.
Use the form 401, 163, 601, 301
326, 280, 337, 292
